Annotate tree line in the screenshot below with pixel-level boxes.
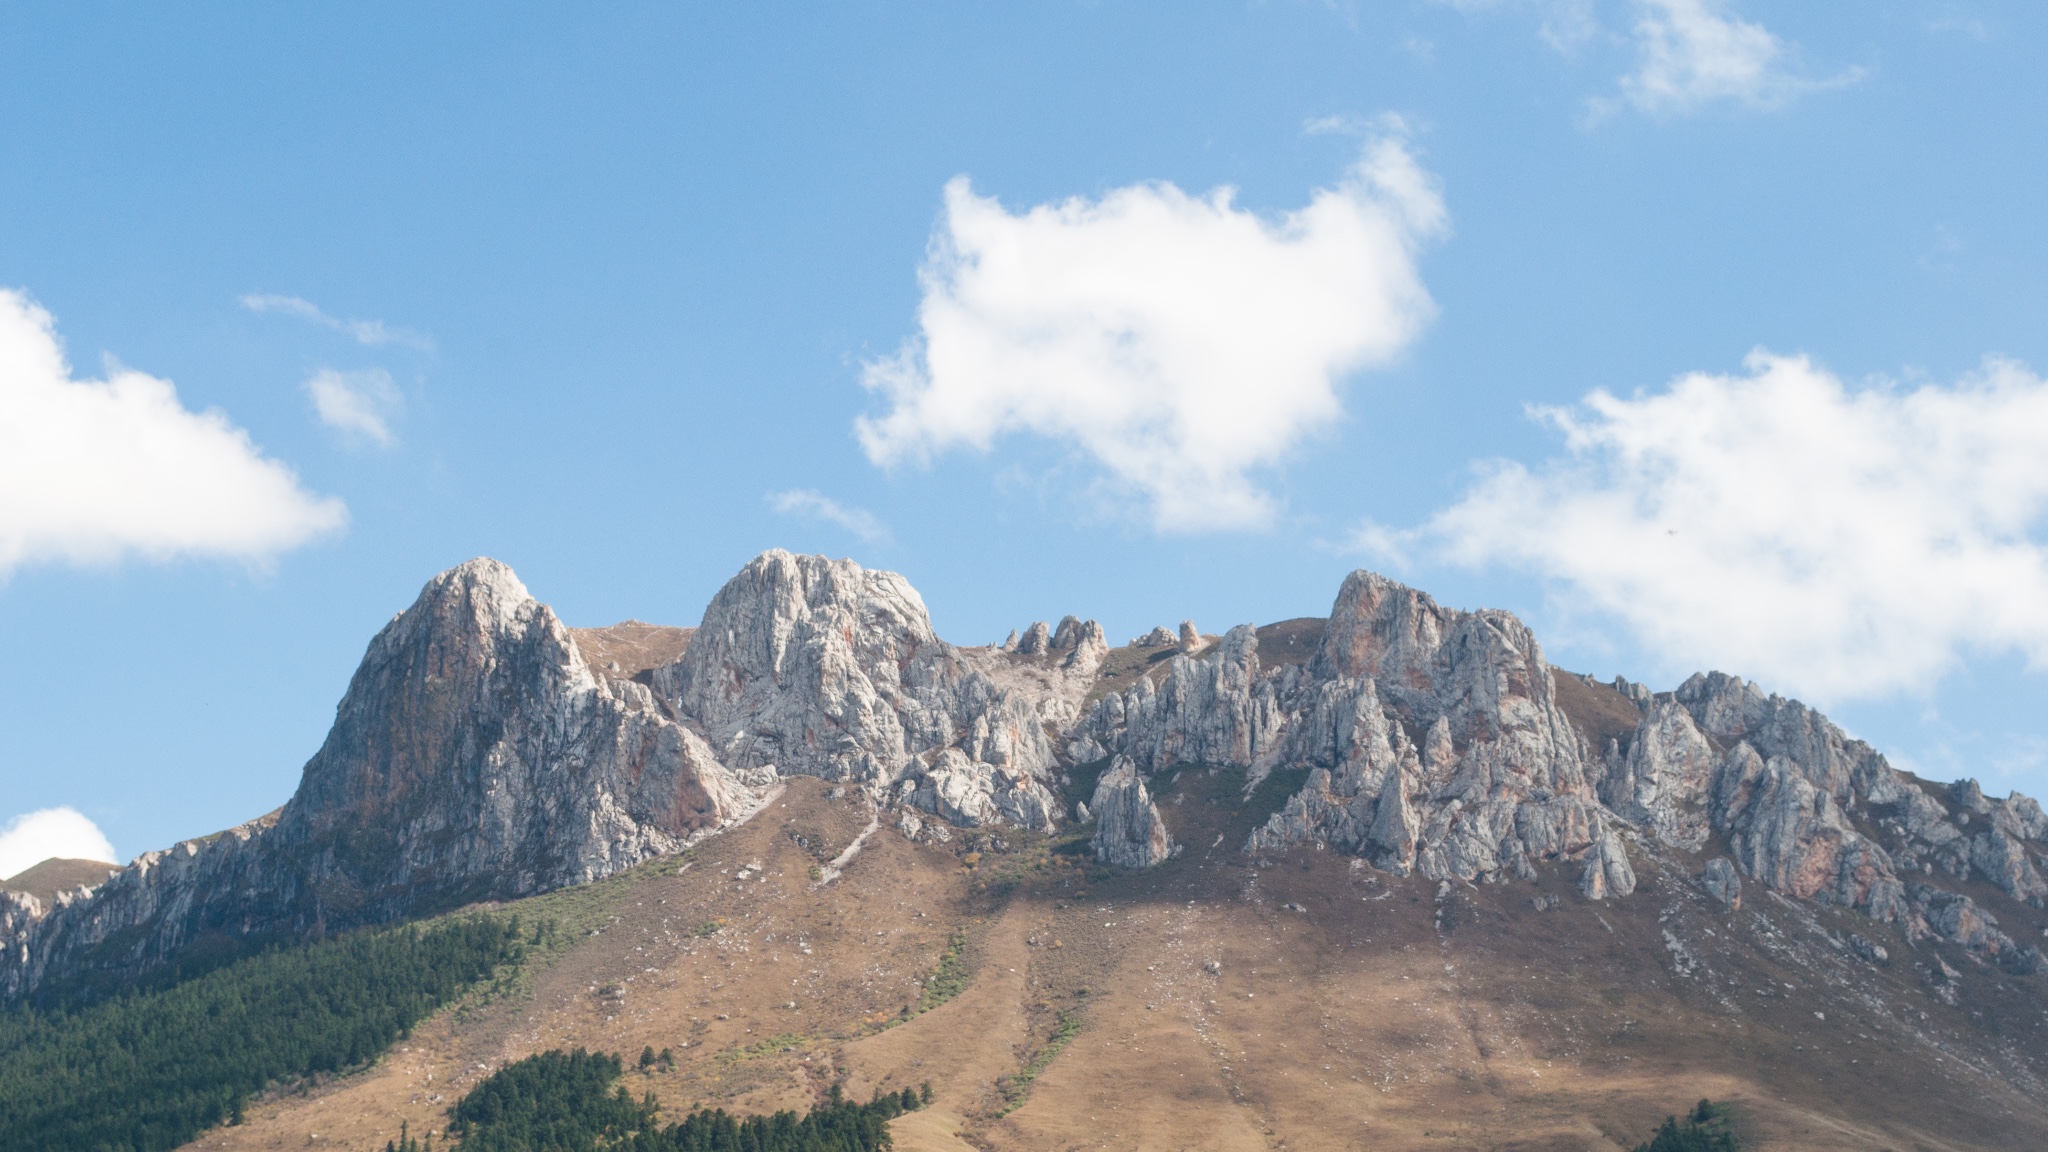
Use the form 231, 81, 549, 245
0, 915, 525, 1152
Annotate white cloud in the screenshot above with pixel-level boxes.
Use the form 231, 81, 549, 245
1446, 0, 1858, 116
857, 131, 1446, 533
241, 294, 434, 352
0, 289, 347, 575
1617, 0, 1855, 114
304, 368, 402, 447
1367, 353, 2048, 702
767, 489, 889, 542
0, 807, 117, 879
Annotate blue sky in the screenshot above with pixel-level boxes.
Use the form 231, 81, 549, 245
2, 1, 2045, 871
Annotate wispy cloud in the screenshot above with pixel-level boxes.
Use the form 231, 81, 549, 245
1927, 10, 1991, 41
1357, 353, 2048, 703
0, 288, 346, 576
303, 368, 403, 448
240, 294, 434, 352
767, 489, 890, 542
857, 127, 1446, 533
1445, 0, 1861, 117
1303, 113, 1371, 135
0, 807, 118, 879
1612, 0, 1863, 115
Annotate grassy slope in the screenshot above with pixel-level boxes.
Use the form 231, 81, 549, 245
183, 776, 2048, 1152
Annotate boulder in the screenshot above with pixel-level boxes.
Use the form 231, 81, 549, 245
1700, 857, 1742, 908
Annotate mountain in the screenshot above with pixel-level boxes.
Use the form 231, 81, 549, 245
3, 551, 2046, 1150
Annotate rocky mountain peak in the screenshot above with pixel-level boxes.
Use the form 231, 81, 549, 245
660, 551, 946, 783
282, 556, 589, 831
0, 557, 764, 1003
9, 550, 2048, 1013
1311, 569, 1445, 683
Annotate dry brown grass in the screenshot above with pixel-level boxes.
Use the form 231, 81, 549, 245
0, 858, 119, 904
1549, 669, 1648, 756
568, 622, 695, 679
181, 776, 2048, 1152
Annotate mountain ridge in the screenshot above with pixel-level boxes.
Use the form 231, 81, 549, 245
6, 549, 2048, 1150
4, 549, 2043, 1013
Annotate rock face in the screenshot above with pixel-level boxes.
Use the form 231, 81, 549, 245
652, 551, 1103, 835
1595, 699, 1716, 851
1576, 668, 2048, 965
282, 560, 756, 912
1074, 569, 2048, 963
1090, 756, 1174, 868
1088, 572, 1628, 896
0, 560, 762, 1004
9, 553, 2048, 1005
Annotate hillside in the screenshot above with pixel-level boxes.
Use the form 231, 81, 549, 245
187, 775, 2046, 1151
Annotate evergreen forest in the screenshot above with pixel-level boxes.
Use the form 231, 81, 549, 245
0, 915, 524, 1152
1633, 1099, 1741, 1152
407, 1047, 926, 1152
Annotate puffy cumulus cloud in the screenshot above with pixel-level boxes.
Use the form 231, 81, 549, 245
304, 367, 402, 447
0, 807, 118, 879
766, 489, 889, 543
0, 289, 346, 575
857, 133, 1446, 533
1368, 353, 2048, 702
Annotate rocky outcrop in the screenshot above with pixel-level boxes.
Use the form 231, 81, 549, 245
1083, 570, 2046, 953
1578, 827, 1637, 900
1100, 571, 1625, 892
280, 560, 757, 908
653, 551, 1104, 834
1, 560, 764, 1004
1595, 700, 1716, 851
1577, 668, 2048, 963
0, 891, 41, 974
1082, 625, 1286, 775
1090, 757, 1174, 868
1247, 675, 1425, 874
